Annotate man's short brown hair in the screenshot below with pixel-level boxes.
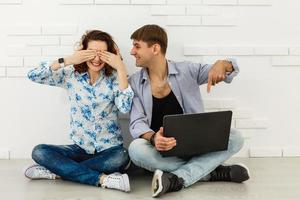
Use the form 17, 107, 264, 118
130, 24, 168, 54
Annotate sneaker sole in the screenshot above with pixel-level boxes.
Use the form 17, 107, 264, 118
223, 163, 251, 182
24, 164, 55, 180
24, 164, 40, 180
124, 160, 131, 171
236, 163, 251, 180
121, 174, 131, 192
151, 170, 163, 197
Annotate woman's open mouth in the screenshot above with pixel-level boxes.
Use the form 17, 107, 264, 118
92, 62, 103, 67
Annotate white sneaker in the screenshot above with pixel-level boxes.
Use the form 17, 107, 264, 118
24, 164, 56, 180
102, 173, 130, 192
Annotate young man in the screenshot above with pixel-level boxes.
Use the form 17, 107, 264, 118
128, 24, 250, 198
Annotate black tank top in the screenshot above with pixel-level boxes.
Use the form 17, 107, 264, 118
150, 90, 183, 133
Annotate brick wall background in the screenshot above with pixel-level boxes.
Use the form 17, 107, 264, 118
0, 0, 299, 158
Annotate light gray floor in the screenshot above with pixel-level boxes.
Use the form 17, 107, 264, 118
1, 158, 300, 200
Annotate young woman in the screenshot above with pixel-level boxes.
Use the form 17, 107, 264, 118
24, 30, 134, 192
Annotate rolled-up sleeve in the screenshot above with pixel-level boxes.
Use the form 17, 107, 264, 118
114, 85, 134, 114
223, 58, 239, 83
27, 60, 72, 88
187, 58, 239, 85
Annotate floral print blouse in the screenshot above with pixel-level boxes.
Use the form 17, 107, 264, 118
28, 61, 134, 154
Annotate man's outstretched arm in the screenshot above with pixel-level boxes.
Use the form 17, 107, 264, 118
207, 60, 234, 93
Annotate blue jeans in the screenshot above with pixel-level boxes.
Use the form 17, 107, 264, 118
128, 129, 244, 187
31, 144, 130, 186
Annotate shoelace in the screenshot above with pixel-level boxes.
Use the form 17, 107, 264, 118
210, 166, 231, 181
34, 166, 53, 178
103, 175, 121, 188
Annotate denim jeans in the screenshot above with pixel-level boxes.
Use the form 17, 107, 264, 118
31, 144, 130, 186
128, 129, 244, 187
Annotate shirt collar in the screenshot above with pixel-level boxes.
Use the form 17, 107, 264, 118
78, 70, 105, 85
140, 60, 178, 84
81, 71, 89, 79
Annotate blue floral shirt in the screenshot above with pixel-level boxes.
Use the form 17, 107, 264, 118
28, 61, 134, 154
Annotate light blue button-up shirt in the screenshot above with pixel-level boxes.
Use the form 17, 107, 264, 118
28, 61, 134, 154
129, 59, 239, 139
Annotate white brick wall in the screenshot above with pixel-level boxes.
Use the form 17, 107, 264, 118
95, 0, 130, 4
6, 68, 29, 77
203, 99, 222, 109
186, 5, 220, 16
202, 16, 236, 26
0, 68, 6, 77
1, 0, 299, 158
289, 47, 300, 55
42, 46, 74, 56
167, 16, 202, 26
41, 25, 78, 35
150, 5, 185, 15
203, 0, 237, 6
183, 45, 300, 67
272, 56, 300, 66
0, 149, 10, 159
167, 0, 202, 4
7, 36, 60, 46
184, 46, 218, 55
24, 57, 56, 67
236, 119, 269, 129
218, 47, 253, 55
238, 0, 272, 6
60, 36, 80, 46
282, 148, 300, 157
184, 46, 294, 56
237, 146, 300, 158
203, 98, 237, 109
0, 58, 23, 67
249, 148, 282, 157
254, 47, 289, 56
7, 25, 41, 35
131, 0, 166, 5
232, 109, 253, 119
7, 46, 41, 57
0, 0, 22, 4
60, 0, 94, 5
